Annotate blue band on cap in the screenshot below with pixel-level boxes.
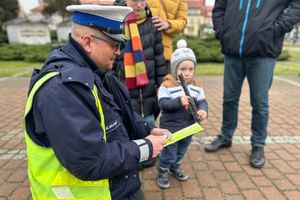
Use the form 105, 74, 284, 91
72, 11, 124, 32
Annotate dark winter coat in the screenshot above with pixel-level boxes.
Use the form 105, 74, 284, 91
113, 9, 166, 118
213, 0, 300, 58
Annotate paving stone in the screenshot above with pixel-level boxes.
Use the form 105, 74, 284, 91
1, 77, 300, 199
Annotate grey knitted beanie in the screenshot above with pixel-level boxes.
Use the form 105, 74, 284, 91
170, 39, 197, 78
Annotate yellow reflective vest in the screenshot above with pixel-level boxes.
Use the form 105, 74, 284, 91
24, 72, 111, 200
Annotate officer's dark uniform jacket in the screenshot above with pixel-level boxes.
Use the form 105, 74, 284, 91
213, 0, 300, 58
25, 36, 154, 200
113, 7, 166, 118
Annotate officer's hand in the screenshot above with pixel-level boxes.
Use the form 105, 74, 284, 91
150, 128, 172, 140
145, 135, 166, 158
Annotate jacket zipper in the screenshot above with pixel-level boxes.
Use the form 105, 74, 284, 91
256, 0, 261, 8
239, 0, 252, 57
139, 88, 144, 117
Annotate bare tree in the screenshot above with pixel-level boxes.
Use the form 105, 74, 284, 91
41, 0, 79, 21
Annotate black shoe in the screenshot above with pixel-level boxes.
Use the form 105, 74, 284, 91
133, 187, 144, 200
157, 167, 170, 189
143, 157, 156, 168
169, 163, 189, 181
250, 146, 265, 168
205, 135, 232, 152
138, 158, 156, 171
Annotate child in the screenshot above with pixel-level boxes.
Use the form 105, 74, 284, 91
157, 39, 208, 189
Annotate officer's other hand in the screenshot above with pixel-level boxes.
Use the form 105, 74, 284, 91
150, 128, 172, 140
145, 135, 166, 158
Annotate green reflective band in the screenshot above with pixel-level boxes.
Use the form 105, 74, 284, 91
164, 123, 204, 147
24, 72, 60, 117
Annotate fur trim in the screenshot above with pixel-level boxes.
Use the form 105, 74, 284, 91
161, 74, 201, 88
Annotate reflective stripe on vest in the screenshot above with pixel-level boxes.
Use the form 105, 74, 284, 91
24, 71, 111, 200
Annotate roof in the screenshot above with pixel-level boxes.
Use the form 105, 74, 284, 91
3, 14, 48, 27
187, 0, 205, 9
30, 3, 49, 13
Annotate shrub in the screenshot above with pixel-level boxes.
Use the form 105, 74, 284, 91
0, 44, 51, 62
173, 35, 291, 62
173, 35, 224, 63
0, 30, 8, 44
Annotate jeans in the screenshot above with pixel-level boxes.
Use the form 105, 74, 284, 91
159, 135, 192, 168
221, 56, 275, 147
144, 114, 155, 126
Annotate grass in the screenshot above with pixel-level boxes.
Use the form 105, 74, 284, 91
0, 48, 299, 77
195, 59, 300, 76
0, 61, 43, 77
284, 43, 300, 48
287, 51, 300, 60
195, 63, 224, 76
1, 60, 299, 77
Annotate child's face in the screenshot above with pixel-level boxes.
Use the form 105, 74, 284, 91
177, 60, 195, 82
126, 0, 146, 14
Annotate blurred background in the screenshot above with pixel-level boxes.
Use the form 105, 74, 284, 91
0, 0, 299, 79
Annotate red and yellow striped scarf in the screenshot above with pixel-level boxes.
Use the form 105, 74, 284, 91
124, 11, 148, 89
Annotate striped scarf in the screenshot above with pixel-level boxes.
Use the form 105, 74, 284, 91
124, 11, 149, 89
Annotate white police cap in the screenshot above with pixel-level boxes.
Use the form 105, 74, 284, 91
66, 4, 132, 43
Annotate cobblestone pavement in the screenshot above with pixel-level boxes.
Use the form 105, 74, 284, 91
0, 76, 300, 200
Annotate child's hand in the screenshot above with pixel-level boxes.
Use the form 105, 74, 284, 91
181, 96, 190, 109
197, 110, 208, 122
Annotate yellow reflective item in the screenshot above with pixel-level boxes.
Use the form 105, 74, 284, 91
24, 71, 111, 200
164, 123, 204, 147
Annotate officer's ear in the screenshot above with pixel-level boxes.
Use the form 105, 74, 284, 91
81, 35, 93, 54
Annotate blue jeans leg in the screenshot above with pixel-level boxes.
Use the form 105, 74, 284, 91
159, 136, 192, 168
175, 136, 192, 163
144, 114, 155, 126
159, 143, 178, 168
245, 57, 275, 147
221, 56, 246, 140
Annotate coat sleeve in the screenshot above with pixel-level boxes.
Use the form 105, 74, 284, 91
36, 80, 142, 181
154, 29, 167, 86
132, 111, 154, 139
196, 88, 208, 112
276, 0, 300, 36
212, 0, 227, 40
165, 0, 187, 35
158, 86, 183, 111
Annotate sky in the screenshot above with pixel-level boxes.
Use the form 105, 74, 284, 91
18, 0, 39, 13
206, 0, 215, 6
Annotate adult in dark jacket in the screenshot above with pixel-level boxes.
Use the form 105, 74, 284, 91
205, 0, 300, 168
113, 0, 167, 126
24, 5, 169, 200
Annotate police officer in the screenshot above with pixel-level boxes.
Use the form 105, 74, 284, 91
24, 4, 169, 200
